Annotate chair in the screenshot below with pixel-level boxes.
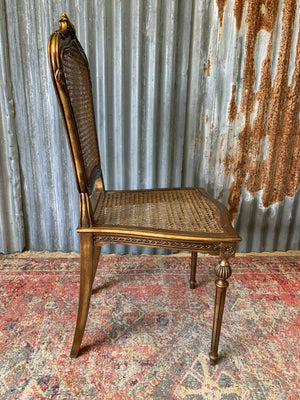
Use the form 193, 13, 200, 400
48, 13, 241, 365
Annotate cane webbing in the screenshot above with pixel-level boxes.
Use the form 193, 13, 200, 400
94, 189, 224, 234
63, 43, 100, 188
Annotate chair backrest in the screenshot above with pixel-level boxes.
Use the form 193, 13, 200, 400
48, 13, 103, 196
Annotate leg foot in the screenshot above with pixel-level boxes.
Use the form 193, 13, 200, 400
209, 352, 218, 365
189, 252, 197, 289
70, 233, 94, 358
70, 345, 80, 358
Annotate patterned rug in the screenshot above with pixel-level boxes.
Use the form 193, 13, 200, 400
0, 253, 299, 399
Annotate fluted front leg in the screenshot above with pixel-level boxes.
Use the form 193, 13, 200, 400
70, 233, 94, 358
209, 258, 232, 365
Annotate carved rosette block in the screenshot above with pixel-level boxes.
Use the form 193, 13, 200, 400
220, 242, 236, 260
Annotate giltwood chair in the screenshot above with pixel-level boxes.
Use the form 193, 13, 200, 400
48, 13, 241, 365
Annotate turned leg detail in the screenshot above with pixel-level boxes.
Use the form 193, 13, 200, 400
190, 252, 197, 289
70, 233, 94, 358
209, 258, 232, 365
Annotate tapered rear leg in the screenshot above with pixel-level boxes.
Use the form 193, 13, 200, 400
190, 252, 197, 289
70, 233, 94, 358
92, 246, 101, 287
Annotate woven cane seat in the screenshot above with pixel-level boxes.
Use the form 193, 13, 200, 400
94, 188, 225, 235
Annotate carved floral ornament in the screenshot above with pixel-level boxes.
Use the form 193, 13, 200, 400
93, 236, 237, 259
59, 12, 76, 37
94, 235, 223, 252
220, 243, 236, 258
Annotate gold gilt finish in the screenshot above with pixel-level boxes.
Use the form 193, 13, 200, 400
48, 13, 241, 365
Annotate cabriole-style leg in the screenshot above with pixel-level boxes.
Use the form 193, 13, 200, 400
70, 233, 94, 358
190, 251, 197, 289
209, 258, 232, 365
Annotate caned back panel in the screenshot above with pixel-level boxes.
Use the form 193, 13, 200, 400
61, 39, 101, 194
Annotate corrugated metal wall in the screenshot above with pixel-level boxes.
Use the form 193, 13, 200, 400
0, 0, 299, 254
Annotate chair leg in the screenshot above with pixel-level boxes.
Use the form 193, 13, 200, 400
190, 251, 197, 289
70, 233, 94, 358
92, 246, 101, 287
209, 259, 232, 365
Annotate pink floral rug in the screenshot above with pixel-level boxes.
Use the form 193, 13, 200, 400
0, 253, 299, 399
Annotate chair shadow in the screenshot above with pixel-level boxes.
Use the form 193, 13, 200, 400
91, 280, 119, 295
91, 272, 134, 294
77, 340, 106, 356
77, 320, 143, 357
